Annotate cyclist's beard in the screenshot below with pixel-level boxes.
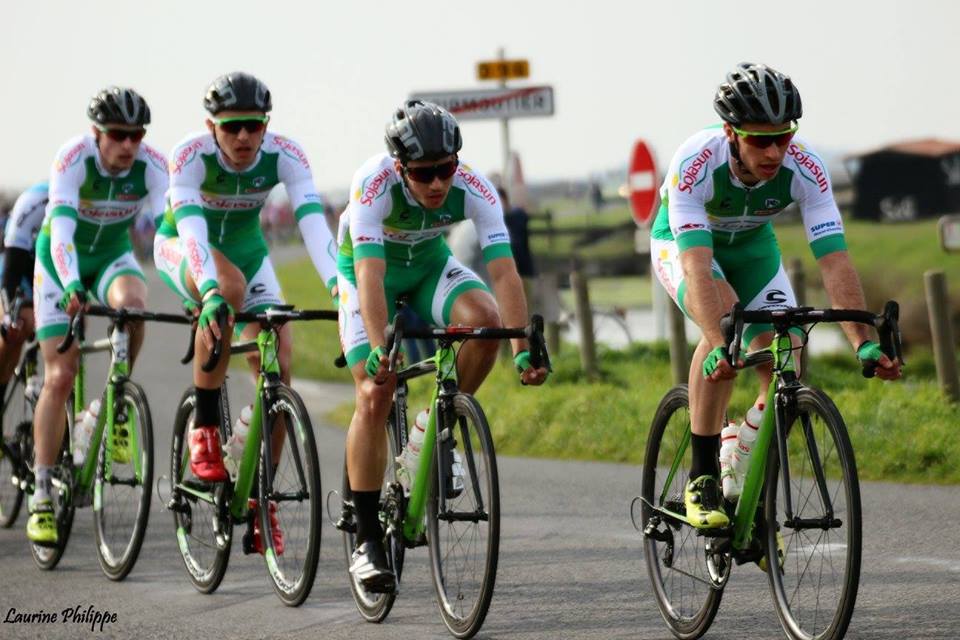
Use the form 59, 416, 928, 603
729, 139, 761, 186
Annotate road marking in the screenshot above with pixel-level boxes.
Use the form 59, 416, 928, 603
894, 556, 960, 572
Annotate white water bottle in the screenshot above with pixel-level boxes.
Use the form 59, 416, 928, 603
720, 422, 741, 500
24, 374, 42, 403
224, 404, 253, 479
732, 403, 764, 480
397, 409, 428, 492
73, 399, 101, 465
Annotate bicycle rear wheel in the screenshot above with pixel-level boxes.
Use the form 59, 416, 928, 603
427, 393, 500, 640
0, 384, 32, 530
342, 408, 403, 622
170, 387, 232, 593
93, 380, 153, 581
31, 415, 76, 571
764, 386, 861, 640
641, 385, 724, 640
259, 384, 321, 606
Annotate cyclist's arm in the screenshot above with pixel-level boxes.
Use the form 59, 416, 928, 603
355, 256, 389, 352
678, 246, 727, 349
139, 143, 169, 236
47, 141, 86, 289
2, 248, 33, 301
169, 141, 218, 297
284, 171, 338, 294
817, 250, 873, 348
486, 257, 529, 355
3, 185, 46, 300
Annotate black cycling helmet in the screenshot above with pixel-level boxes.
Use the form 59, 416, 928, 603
203, 72, 272, 115
713, 62, 802, 126
87, 86, 151, 126
385, 100, 462, 163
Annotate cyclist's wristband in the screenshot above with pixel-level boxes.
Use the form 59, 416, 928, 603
59, 281, 86, 311
514, 350, 532, 373
199, 294, 230, 330
365, 345, 387, 377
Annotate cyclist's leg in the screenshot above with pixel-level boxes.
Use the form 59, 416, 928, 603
95, 251, 148, 365
338, 264, 397, 589
155, 233, 245, 481
652, 237, 732, 527
30, 260, 80, 542
0, 303, 34, 403
411, 255, 494, 394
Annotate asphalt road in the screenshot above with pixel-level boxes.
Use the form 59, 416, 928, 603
0, 258, 957, 640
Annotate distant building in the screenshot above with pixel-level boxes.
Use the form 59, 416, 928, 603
845, 139, 960, 221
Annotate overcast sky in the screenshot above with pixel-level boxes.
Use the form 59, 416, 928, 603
4, 0, 958, 195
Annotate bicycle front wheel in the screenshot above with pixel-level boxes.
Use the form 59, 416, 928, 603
93, 380, 153, 581
0, 372, 33, 528
641, 385, 724, 640
427, 393, 499, 640
764, 386, 862, 640
259, 384, 322, 607
170, 387, 232, 593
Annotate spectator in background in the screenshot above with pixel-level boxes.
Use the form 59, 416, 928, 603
499, 188, 536, 278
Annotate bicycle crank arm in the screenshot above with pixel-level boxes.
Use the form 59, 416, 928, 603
784, 516, 843, 530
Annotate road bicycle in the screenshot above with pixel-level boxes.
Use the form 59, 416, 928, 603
334, 311, 550, 639
30, 304, 187, 579
165, 305, 336, 606
635, 302, 902, 640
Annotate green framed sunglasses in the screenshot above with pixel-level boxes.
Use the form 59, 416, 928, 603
732, 122, 798, 148
213, 115, 270, 135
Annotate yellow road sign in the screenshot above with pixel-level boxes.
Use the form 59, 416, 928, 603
477, 59, 530, 81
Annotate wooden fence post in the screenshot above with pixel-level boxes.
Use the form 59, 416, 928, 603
570, 258, 599, 380
788, 258, 809, 374
924, 270, 960, 403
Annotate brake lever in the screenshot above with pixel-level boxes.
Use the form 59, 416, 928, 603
200, 303, 229, 373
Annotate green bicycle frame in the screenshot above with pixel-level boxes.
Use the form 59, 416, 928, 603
75, 327, 143, 508
731, 333, 795, 549
401, 343, 459, 541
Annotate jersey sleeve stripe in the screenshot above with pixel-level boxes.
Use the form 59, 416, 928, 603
293, 202, 325, 222
48, 205, 78, 221
481, 243, 513, 262
676, 229, 713, 251
810, 234, 847, 259
173, 204, 205, 222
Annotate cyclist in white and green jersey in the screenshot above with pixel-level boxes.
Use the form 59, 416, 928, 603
651, 63, 902, 529
154, 72, 336, 552
341, 100, 548, 592
28, 87, 167, 545
0, 182, 47, 415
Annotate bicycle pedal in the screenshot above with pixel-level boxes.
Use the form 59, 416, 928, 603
241, 526, 257, 555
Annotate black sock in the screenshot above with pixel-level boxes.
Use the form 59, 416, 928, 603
689, 433, 720, 480
195, 387, 221, 427
353, 490, 383, 546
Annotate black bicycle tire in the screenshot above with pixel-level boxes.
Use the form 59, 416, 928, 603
0, 368, 33, 529
342, 406, 402, 623
764, 386, 862, 640
93, 380, 153, 581
170, 387, 232, 593
426, 392, 500, 640
641, 384, 723, 640
259, 384, 322, 606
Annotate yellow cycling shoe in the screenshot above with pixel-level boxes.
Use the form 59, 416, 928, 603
684, 475, 730, 529
111, 421, 133, 465
26, 499, 58, 547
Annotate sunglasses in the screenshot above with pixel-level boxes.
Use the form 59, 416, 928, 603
214, 115, 269, 135
732, 123, 798, 149
97, 125, 146, 143
403, 159, 458, 184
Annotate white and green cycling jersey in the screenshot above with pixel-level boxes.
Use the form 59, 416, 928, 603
651, 126, 847, 345
35, 134, 167, 340
157, 131, 337, 300
337, 152, 514, 367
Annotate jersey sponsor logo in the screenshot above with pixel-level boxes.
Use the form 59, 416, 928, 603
677, 222, 706, 232
157, 239, 182, 267
787, 144, 828, 194
184, 237, 209, 280
78, 204, 139, 221
53, 242, 74, 275
446, 267, 464, 279
142, 145, 168, 172
199, 194, 264, 210
116, 182, 140, 201
357, 168, 392, 206
456, 167, 498, 206
765, 289, 788, 305
249, 283, 267, 295
272, 135, 311, 170
676, 149, 713, 194
427, 212, 454, 228
171, 140, 205, 175
354, 235, 382, 244
487, 231, 508, 242
810, 220, 843, 238
55, 142, 86, 174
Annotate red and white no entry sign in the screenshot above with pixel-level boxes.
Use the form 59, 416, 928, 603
628, 139, 658, 227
